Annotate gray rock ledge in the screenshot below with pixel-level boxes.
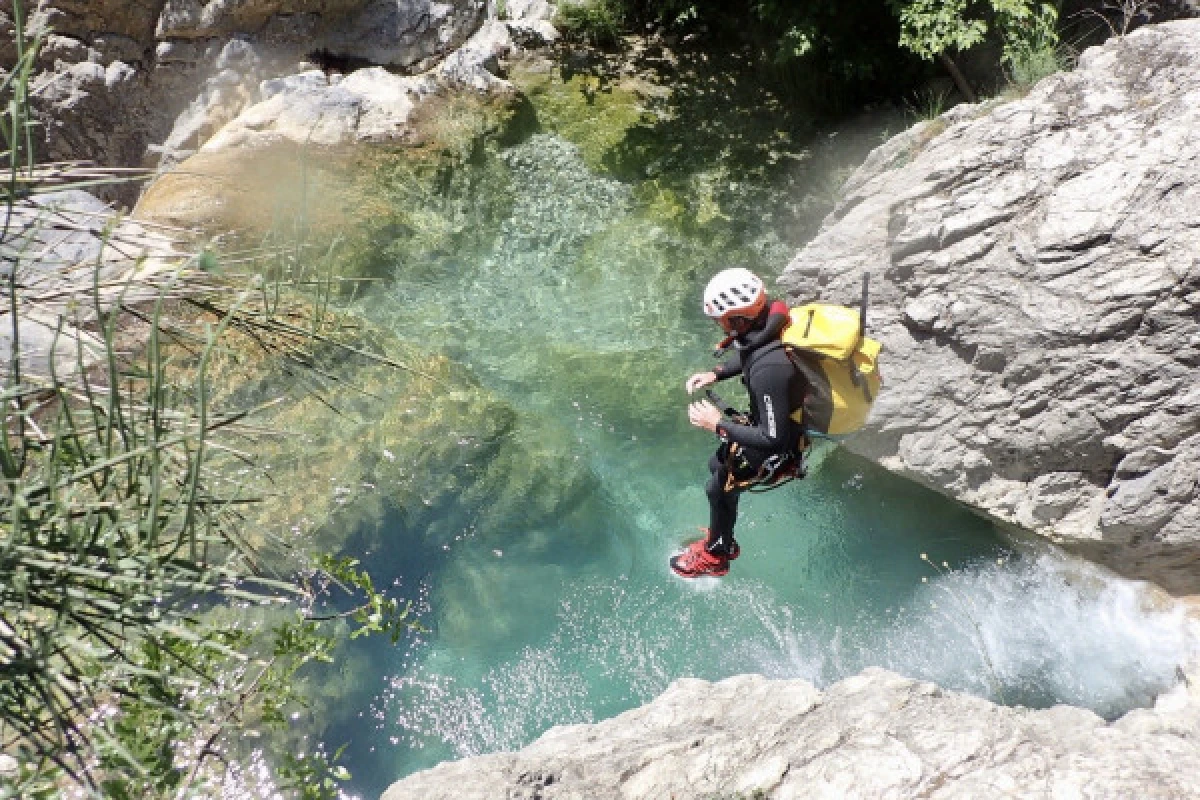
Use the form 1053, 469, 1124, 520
381, 667, 1200, 799
779, 20, 1200, 594
14, 1, 559, 173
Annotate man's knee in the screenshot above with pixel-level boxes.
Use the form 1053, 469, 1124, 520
705, 473, 725, 501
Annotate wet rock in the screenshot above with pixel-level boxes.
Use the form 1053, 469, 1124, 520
381, 668, 1200, 799
215, 339, 594, 555
778, 20, 1200, 594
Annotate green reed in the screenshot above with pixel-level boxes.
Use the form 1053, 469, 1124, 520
0, 3, 416, 796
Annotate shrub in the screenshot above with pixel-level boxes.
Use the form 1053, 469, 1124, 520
555, 0, 629, 48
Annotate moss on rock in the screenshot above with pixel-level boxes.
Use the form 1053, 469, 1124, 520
201, 324, 592, 557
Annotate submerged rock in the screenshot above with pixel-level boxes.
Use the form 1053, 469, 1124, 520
779, 20, 1200, 594
207, 330, 594, 556
381, 667, 1200, 799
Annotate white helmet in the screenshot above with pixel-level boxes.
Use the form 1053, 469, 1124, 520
703, 267, 767, 321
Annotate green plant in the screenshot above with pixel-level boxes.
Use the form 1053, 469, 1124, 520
905, 86, 952, 120
1080, 0, 1159, 38
0, 3, 419, 795
893, 0, 1063, 100
555, 0, 629, 48
1005, 37, 1068, 89
1002, 2, 1069, 89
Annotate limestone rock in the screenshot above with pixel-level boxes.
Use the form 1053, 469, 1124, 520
0, 190, 185, 377
503, 0, 559, 45
16, 0, 509, 180
381, 668, 1200, 799
435, 18, 514, 91
504, 0, 555, 21
315, 0, 488, 71
197, 67, 433, 151
778, 20, 1200, 594
153, 0, 486, 70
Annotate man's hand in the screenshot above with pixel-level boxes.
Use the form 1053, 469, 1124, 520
688, 399, 723, 433
685, 371, 718, 394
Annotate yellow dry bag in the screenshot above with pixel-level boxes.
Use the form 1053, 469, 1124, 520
782, 278, 883, 436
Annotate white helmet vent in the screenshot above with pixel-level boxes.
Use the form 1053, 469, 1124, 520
703, 268, 765, 318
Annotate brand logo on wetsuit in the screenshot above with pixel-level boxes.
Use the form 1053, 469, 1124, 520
764, 395, 776, 437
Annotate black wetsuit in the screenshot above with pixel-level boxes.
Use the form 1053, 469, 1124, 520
705, 330, 808, 557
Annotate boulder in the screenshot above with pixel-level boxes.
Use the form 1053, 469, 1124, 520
154, 0, 487, 70
0, 189, 185, 378
13, 0, 511, 180
170, 16, 519, 153
778, 20, 1200, 594
381, 668, 1200, 799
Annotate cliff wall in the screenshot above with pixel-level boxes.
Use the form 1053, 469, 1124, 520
779, 20, 1200, 594
2, 0, 555, 179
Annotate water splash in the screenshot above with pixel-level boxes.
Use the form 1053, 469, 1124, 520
873, 551, 1200, 716
371, 547, 1199, 774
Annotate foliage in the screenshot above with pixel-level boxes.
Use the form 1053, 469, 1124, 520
0, 2, 418, 796
895, 0, 990, 59
894, 0, 1063, 71
1080, 0, 1161, 38
905, 86, 952, 120
554, 0, 933, 112
1005, 21, 1071, 89
554, 0, 1076, 107
555, 0, 628, 48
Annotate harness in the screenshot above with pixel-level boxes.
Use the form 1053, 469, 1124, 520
706, 389, 809, 494
722, 442, 808, 493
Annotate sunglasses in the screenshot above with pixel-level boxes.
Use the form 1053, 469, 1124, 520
719, 315, 756, 334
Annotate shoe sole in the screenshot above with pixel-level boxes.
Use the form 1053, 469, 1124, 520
669, 557, 729, 578
671, 568, 729, 579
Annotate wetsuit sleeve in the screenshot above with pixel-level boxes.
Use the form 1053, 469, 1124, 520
715, 358, 801, 453
737, 304, 790, 350
713, 351, 742, 380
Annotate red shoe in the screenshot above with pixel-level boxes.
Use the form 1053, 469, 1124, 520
670, 537, 730, 578
695, 527, 740, 560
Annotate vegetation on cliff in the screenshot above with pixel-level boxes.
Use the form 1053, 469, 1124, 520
555, 0, 1181, 106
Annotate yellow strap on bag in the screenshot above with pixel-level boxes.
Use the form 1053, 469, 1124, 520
817, 336, 882, 435
785, 304, 863, 360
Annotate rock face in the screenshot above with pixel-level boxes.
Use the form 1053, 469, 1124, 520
381, 668, 1200, 799
5, 0, 547, 182
0, 189, 186, 377
778, 20, 1200, 595
154, 0, 486, 71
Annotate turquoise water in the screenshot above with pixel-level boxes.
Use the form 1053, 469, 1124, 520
316, 133, 1199, 798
